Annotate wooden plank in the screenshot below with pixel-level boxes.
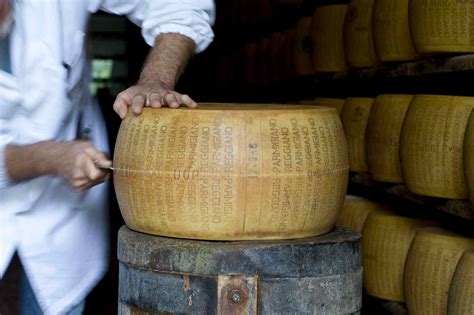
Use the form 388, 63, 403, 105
350, 174, 474, 221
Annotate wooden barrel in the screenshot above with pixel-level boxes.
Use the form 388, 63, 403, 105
362, 211, 436, 302
311, 4, 348, 72
113, 105, 349, 240
118, 226, 362, 314
344, 0, 380, 68
465, 111, 474, 206
409, 0, 474, 54
404, 228, 474, 315
400, 95, 474, 199
366, 94, 413, 183
448, 249, 474, 315
373, 0, 418, 62
293, 16, 315, 76
341, 97, 375, 173
336, 195, 386, 233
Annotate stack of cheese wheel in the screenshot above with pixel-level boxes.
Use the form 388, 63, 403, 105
465, 111, 474, 206
409, 0, 474, 54
366, 94, 413, 183
336, 195, 385, 233
362, 211, 436, 302
293, 16, 315, 76
400, 95, 474, 199
341, 97, 375, 173
114, 105, 349, 240
372, 0, 418, 62
311, 4, 348, 72
448, 249, 474, 314
404, 228, 474, 315
343, 0, 379, 68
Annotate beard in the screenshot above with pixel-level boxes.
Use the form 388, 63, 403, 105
0, 10, 13, 40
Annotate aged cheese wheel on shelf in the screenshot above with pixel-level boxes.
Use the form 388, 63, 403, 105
400, 95, 474, 199
409, 0, 474, 54
344, 0, 379, 68
366, 94, 413, 183
294, 16, 315, 76
465, 111, 474, 206
341, 97, 375, 173
113, 105, 349, 240
448, 249, 474, 315
336, 195, 385, 233
362, 211, 437, 302
311, 5, 348, 72
373, 0, 418, 62
404, 228, 474, 315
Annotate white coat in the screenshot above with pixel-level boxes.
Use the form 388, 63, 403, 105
0, 1, 215, 314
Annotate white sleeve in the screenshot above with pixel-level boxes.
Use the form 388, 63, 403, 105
99, 0, 215, 53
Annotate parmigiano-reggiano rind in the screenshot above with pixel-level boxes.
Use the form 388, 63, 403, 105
298, 98, 345, 116
366, 94, 412, 183
400, 95, 474, 199
362, 212, 437, 302
373, 0, 418, 62
409, 0, 474, 54
341, 97, 374, 172
114, 105, 349, 240
448, 249, 474, 315
404, 228, 474, 315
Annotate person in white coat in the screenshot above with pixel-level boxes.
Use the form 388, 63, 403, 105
0, 0, 215, 314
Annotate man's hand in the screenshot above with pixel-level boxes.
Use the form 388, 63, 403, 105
113, 33, 197, 119
5, 140, 112, 192
113, 82, 197, 119
51, 141, 111, 191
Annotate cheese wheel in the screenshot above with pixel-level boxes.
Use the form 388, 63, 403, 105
341, 97, 375, 172
409, 0, 474, 54
294, 16, 315, 76
344, 0, 380, 68
465, 111, 474, 206
404, 228, 474, 315
311, 5, 348, 72
400, 95, 474, 199
373, 0, 418, 62
362, 212, 436, 302
298, 98, 345, 115
114, 105, 349, 240
366, 94, 413, 183
448, 249, 474, 315
336, 195, 385, 233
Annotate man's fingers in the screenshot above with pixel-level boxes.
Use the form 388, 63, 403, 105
132, 94, 146, 115
165, 93, 180, 108
113, 91, 132, 119
179, 94, 197, 108
149, 92, 162, 108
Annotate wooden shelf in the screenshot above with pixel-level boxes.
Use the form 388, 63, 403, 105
320, 54, 474, 81
350, 174, 474, 221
